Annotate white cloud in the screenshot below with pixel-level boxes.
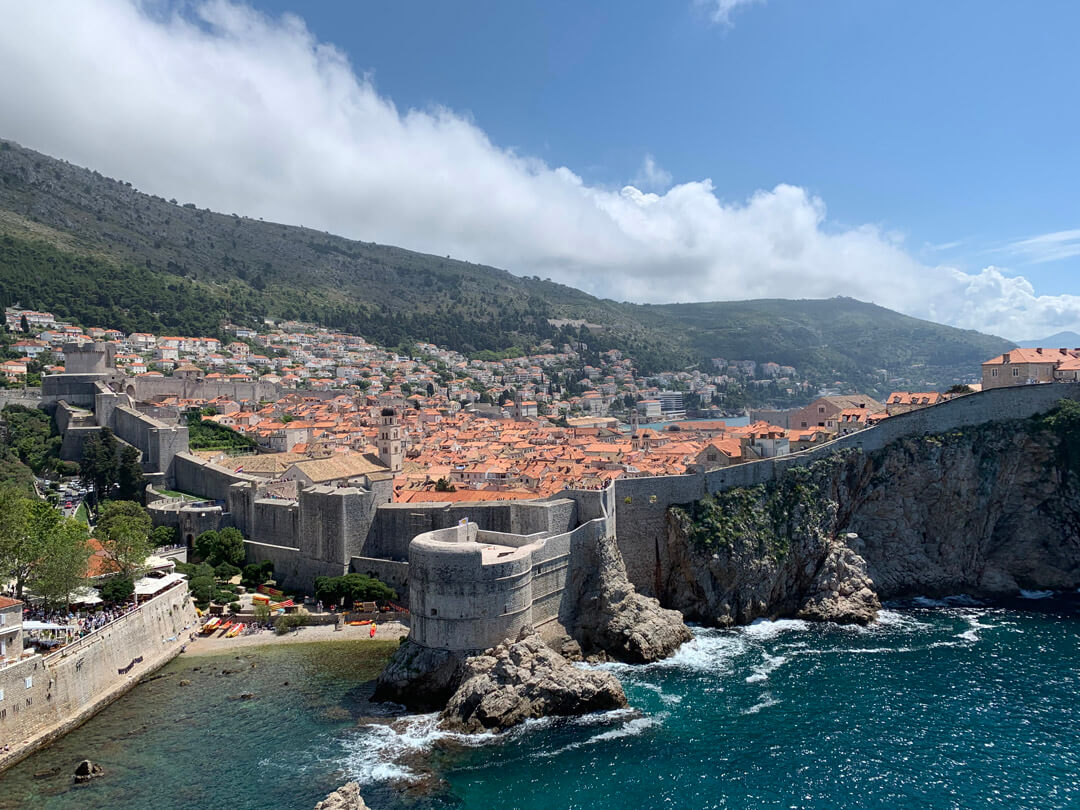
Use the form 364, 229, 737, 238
697, 0, 765, 27
632, 155, 673, 193
0, 0, 1077, 341
1002, 228, 1080, 264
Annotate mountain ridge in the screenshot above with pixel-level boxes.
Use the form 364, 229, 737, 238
0, 138, 1011, 394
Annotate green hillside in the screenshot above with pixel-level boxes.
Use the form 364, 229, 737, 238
0, 139, 1011, 391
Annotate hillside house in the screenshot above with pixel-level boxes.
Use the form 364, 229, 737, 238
981, 348, 1080, 390
886, 391, 945, 416
788, 395, 885, 433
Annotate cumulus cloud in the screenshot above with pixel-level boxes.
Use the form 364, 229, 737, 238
0, 0, 1077, 340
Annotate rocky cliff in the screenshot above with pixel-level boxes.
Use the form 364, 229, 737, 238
375, 532, 688, 718
439, 627, 627, 733
663, 403, 1080, 625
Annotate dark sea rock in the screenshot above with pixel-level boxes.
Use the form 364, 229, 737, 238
73, 759, 104, 783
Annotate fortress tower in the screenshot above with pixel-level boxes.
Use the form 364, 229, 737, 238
376, 407, 404, 473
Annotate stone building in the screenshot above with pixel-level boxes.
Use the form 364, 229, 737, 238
787, 394, 885, 432
376, 407, 404, 472
981, 348, 1080, 390
0, 597, 23, 664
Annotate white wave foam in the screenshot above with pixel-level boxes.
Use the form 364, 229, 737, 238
745, 653, 788, 683
870, 609, 933, 633
634, 682, 683, 705
742, 617, 810, 639
1020, 589, 1054, 600
340, 712, 500, 785
567, 708, 637, 726
742, 695, 779, 715
541, 713, 668, 757
956, 615, 994, 643
634, 628, 749, 675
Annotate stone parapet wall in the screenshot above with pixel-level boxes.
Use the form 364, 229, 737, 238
614, 383, 1080, 595
0, 583, 196, 772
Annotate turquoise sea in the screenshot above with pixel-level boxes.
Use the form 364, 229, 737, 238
3, 594, 1078, 810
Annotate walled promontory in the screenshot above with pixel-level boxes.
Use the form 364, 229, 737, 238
662, 402, 1080, 624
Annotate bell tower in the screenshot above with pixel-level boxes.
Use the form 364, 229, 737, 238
376, 407, 403, 473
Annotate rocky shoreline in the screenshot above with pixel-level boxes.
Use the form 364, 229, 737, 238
663, 413, 1080, 626
374, 532, 689, 731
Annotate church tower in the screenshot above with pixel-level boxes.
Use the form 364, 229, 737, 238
630, 408, 641, 450
376, 407, 404, 473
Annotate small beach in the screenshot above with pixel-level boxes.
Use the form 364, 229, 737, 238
181, 619, 409, 656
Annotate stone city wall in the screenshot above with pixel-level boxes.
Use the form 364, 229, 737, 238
614, 383, 1080, 595
0, 583, 196, 772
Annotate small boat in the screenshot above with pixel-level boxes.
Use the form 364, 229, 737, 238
217, 621, 234, 635
201, 618, 221, 633
225, 623, 243, 638
348, 620, 372, 627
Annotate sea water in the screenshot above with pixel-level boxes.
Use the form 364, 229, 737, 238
3, 595, 1078, 810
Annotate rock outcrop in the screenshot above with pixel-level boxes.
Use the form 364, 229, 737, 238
663, 410, 1080, 624
372, 640, 464, 711
314, 782, 368, 810
570, 532, 692, 662
439, 626, 627, 733
73, 759, 104, 783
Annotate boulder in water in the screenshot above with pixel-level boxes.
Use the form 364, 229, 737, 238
314, 782, 368, 810
439, 626, 627, 733
73, 759, 104, 783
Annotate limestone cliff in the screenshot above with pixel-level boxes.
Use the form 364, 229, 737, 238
567, 532, 692, 662
663, 404, 1080, 625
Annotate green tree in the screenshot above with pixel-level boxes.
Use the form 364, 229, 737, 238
215, 527, 246, 566
116, 444, 145, 502
19, 314, 28, 333
313, 573, 397, 607
30, 516, 91, 609
194, 527, 245, 566
99, 576, 134, 604
80, 428, 120, 499
151, 525, 177, 548
95, 500, 153, 578
193, 529, 219, 563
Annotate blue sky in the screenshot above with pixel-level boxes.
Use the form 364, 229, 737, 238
2, 0, 1080, 339
259, 0, 1080, 288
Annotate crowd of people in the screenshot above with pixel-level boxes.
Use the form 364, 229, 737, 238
20, 599, 141, 640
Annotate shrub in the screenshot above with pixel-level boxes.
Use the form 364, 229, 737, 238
214, 562, 241, 581
229, 601, 242, 613
274, 614, 306, 635
313, 573, 397, 607
188, 574, 215, 604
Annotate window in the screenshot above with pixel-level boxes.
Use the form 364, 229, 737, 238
24, 676, 32, 689
0, 688, 4, 701
0, 613, 5, 626
1012, 368, 1020, 377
